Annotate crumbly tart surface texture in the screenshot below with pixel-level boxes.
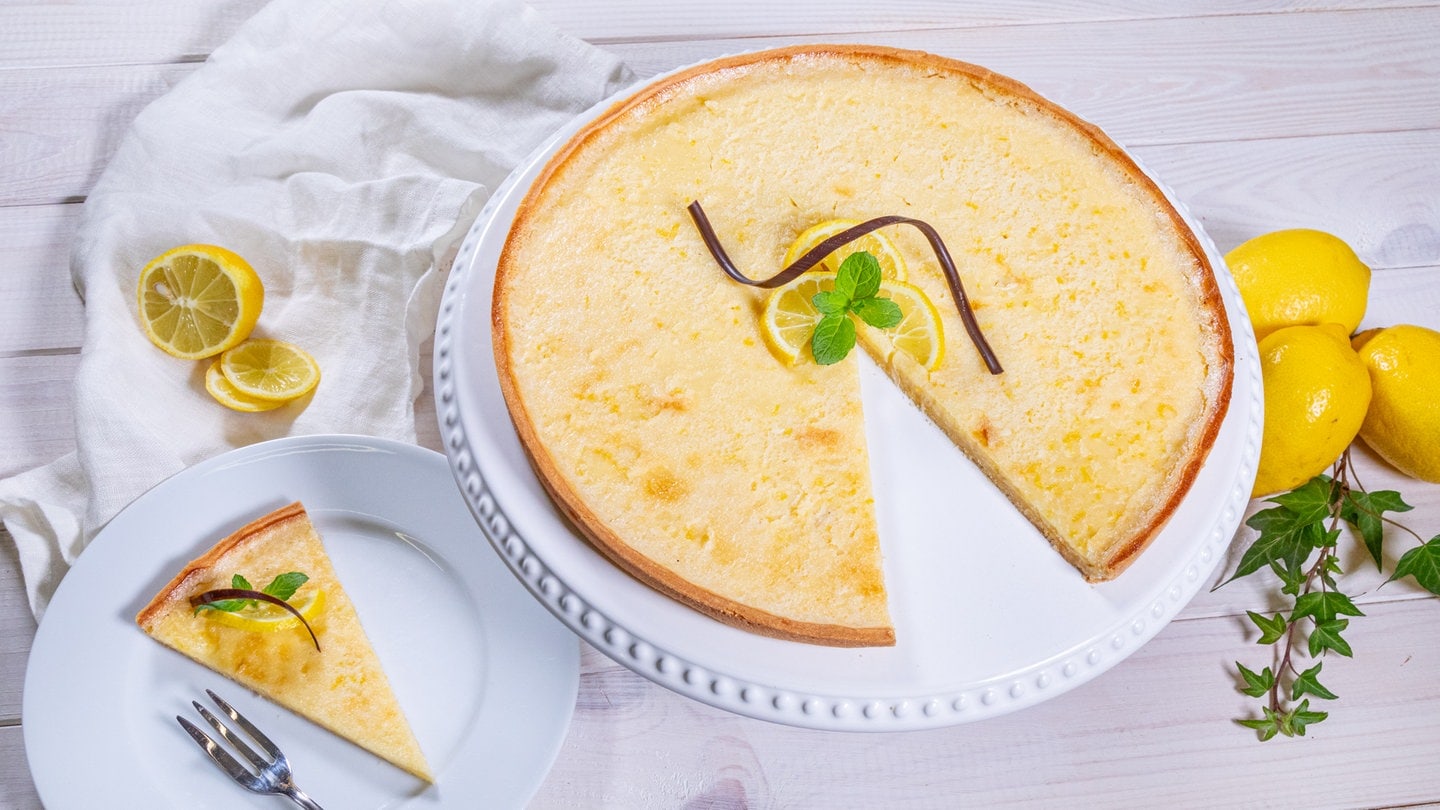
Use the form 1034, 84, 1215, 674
135, 502, 433, 781
494, 46, 1232, 643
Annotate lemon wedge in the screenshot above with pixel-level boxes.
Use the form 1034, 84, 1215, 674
761, 272, 944, 370
136, 244, 264, 360
204, 587, 325, 633
784, 219, 908, 282
219, 339, 321, 402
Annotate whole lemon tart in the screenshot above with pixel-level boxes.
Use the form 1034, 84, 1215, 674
493, 45, 1233, 647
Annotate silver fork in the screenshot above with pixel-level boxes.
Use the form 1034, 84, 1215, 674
176, 689, 325, 809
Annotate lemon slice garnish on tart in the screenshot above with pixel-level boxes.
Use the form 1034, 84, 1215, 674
784, 219, 908, 282
761, 272, 944, 370
204, 587, 325, 633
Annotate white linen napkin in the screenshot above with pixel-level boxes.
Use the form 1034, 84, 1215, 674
0, 0, 632, 619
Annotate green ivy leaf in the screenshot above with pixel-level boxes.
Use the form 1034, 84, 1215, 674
1388, 535, 1440, 596
1341, 489, 1413, 570
1218, 505, 1326, 587
1236, 708, 1281, 742
1285, 699, 1328, 736
1292, 590, 1364, 624
1308, 618, 1353, 658
1236, 662, 1274, 698
1268, 476, 1336, 525
1291, 662, 1338, 701
1246, 611, 1288, 645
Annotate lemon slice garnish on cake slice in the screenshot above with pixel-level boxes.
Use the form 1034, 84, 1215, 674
784, 219, 908, 282
218, 338, 321, 402
136, 244, 264, 359
761, 272, 944, 370
204, 587, 325, 633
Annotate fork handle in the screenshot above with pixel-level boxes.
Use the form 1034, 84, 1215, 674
283, 787, 325, 810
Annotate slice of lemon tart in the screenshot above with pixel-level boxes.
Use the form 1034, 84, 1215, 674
136, 502, 432, 781
493, 45, 1233, 646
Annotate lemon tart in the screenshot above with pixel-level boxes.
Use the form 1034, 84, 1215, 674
493, 45, 1232, 645
136, 502, 432, 781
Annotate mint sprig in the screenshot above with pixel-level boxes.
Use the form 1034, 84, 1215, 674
809, 251, 903, 365
1219, 449, 1436, 740
193, 571, 309, 615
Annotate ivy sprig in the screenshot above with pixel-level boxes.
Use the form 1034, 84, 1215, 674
809, 251, 903, 365
1220, 450, 1439, 740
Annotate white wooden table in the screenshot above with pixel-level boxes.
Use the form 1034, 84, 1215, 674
3, 2, 1438, 807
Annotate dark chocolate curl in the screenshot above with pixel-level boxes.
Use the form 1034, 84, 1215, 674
191, 588, 321, 651
685, 200, 1002, 374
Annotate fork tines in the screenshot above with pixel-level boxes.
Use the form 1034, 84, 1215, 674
177, 689, 324, 809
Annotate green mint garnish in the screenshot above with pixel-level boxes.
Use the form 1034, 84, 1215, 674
808, 251, 904, 365
192, 572, 309, 615
1217, 450, 1436, 740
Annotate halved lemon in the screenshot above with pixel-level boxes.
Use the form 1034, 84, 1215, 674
760, 272, 945, 370
219, 339, 321, 402
783, 219, 908, 282
204, 587, 325, 633
204, 359, 286, 412
136, 244, 263, 360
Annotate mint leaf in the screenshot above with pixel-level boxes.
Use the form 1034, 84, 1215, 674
1291, 663, 1338, 701
1236, 663, 1274, 698
233, 574, 253, 591
1308, 618, 1353, 657
810, 313, 856, 365
1341, 489, 1413, 569
1269, 476, 1335, 524
852, 297, 903, 329
200, 573, 256, 612
1389, 536, 1440, 595
263, 572, 309, 602
812, 290, 850, 315
1246, 611, 1287, 645
839, 251, 882, 300
1292, 590, 1364, 624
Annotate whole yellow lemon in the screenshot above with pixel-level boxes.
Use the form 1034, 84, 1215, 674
1225, 229, 1370, 341
1351, 324, 1440, 483
1252, 323, 1372, 497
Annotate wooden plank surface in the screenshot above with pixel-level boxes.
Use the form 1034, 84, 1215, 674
2, 1, 1438, 808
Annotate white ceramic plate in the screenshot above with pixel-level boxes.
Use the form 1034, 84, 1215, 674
433, 63, 1263, 732
24, 435, 578, 808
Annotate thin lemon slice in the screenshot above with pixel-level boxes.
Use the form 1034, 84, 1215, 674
761, 272, 837, 365
875, 279, 945, 371
136, 244, 263, 360
219, 339, 321, 401
760, 273, 944, 370
205, 587, 325, 633
204, 359, 286, 412
783, 219, 908, 282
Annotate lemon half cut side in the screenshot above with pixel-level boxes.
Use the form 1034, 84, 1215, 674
137, 244, 263, 360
